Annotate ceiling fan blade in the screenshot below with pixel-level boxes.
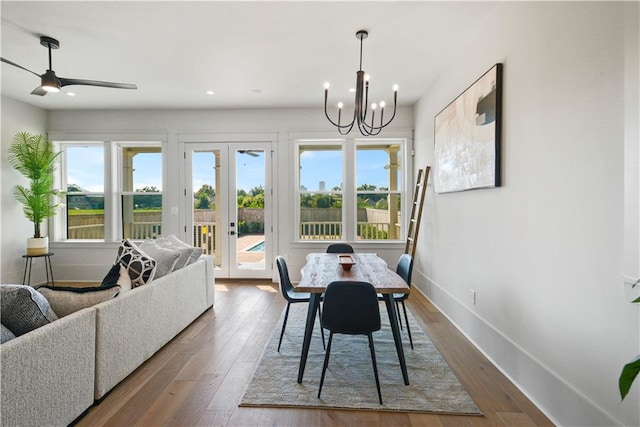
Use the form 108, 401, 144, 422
30, 86, 48, 96
1, 57, 41, 78
59, 77, 137, 90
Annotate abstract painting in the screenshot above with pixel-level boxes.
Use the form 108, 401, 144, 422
434, 63, 502, 193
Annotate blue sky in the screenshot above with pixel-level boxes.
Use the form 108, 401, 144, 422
68, 147, 399, 193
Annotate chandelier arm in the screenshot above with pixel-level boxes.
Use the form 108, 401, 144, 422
324, 91, 356, 129
358, 93, 398, 131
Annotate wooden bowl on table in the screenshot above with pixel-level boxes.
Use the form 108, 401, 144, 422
338, 254, 355, 271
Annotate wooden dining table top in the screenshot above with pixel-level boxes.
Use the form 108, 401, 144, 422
295, 252, 409, 294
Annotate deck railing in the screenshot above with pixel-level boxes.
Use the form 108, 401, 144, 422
67, 219, 398, 247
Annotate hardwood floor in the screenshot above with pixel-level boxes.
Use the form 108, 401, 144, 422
74, 281, 554, 426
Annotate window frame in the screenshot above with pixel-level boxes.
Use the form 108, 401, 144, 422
52, 136, 164, 244
294, 136, 409, 243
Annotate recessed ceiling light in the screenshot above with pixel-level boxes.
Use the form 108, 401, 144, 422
66, 92, 75, 97
251, 88, 262, 93
348, 88, 356, 93
206, 90, 215, 95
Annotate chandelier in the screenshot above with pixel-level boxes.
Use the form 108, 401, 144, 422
324, 30, 398, 136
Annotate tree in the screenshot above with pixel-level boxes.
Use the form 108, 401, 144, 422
194, 184, 215, 209
134, 186, 162, 209
194, 193, 210, 209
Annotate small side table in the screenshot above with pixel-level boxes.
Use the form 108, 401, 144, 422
22, 253, 55, 287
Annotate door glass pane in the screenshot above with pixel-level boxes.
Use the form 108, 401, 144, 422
65, 145, 105, 240
236, 149, 265, 270
192, 151, 220, 268
298, 145, 343, 240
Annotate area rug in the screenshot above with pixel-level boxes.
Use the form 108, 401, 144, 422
239, 302, 482, 415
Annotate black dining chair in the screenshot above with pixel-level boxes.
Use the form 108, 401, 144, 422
326, 243, 354, 253
392, 254, 414, 349
318, 280, 383, 405
275, 256, 325, 352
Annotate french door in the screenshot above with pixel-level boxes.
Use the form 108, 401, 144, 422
185, 142, 272, 279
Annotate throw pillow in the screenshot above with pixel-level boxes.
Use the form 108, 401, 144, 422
166, 234, 203, 265
0, 284, 58, 336
116, 239, 157, 287
101, 263, 132, 292
38, 285, 121, 317
101, 263, 120, 286
1, 323, 16, 344
140, 240, 181, 278
155, 236, 192, 270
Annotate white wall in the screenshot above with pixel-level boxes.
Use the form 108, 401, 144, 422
1, 96, 49, 283
413, 2, 639, 426
43, 106, 413, 282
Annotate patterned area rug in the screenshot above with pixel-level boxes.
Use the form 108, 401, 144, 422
239, 302, 482, 415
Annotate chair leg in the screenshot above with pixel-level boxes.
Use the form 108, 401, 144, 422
318, 332, 334, 399
396, 300, 403, 330
318, 305, 326, 350
278, 303, 291, 352
368, 333, 383, 405
401, 301, 413, 349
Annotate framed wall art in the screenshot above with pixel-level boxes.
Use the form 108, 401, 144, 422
434, 63, 503, 193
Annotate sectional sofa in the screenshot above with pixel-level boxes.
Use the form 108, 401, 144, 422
1, 254, 215, 427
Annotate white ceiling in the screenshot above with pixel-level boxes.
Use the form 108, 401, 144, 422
1, 1, 496, 111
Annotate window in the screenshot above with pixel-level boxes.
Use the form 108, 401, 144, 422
120, 146, 162, 239
356, 143, 402, 240
64, 144, 105, 239
57, 141, 162, 242
295, 138, 406, 242
298, 144, 344, 240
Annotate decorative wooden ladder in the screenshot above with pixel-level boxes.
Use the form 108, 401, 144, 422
404, 166, 430, 258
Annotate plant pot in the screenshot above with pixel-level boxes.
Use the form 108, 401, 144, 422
26, 237, 49, 256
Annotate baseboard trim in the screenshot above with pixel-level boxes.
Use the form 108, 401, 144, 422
412, 269, 622, 427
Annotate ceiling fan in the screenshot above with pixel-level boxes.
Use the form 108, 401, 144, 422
0, 35, 137, 96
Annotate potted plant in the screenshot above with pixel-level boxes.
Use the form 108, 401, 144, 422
619, 279, 640, 400
8, 132, 62, 255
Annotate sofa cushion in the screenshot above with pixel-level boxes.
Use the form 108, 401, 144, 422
116, 239, 156, 287
159, 234, 203, 267
139, 240, 181, 277
0, 284, 58, 336
1, 323, 16, 343
156, 236, 191, 269
38, 285, 121, 317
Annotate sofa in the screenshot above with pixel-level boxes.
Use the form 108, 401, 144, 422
1, 253, 215, 427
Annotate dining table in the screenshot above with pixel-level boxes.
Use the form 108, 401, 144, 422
294, 252, 410, 385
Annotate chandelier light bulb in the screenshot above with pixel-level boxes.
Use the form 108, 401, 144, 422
337, 102, 344, 109
393, 84, 399, 92
371, 103, 377, 110
379, 101, 386, 108
324, 82, 330, 90
365, 74, 370, 82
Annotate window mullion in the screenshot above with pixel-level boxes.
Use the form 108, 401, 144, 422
105, 141, 117, 242
343, 139, 356, 241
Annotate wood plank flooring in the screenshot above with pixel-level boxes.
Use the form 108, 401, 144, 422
74, 281, 554, 426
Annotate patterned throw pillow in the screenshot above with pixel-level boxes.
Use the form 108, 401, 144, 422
38, 285, 121, 317
0, 284, 58, 336
101, 263, 132, 292
115, 239, 157, 287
